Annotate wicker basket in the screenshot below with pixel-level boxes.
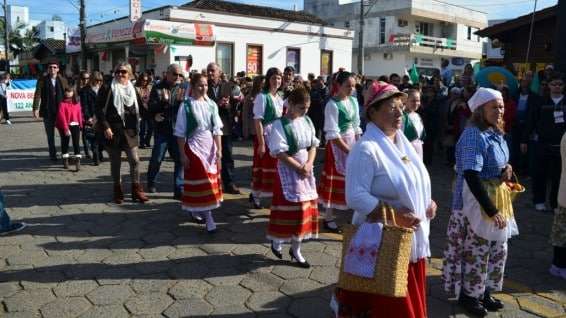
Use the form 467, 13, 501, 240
337, 204, 414, 297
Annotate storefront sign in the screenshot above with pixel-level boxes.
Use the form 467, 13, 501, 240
7, 80, 37, 113
130, 0, 142, 22
247, 45, 262, 76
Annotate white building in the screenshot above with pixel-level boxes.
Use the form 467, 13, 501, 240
83, 0, 353, 78
304, 0, 487, 77
37, 20, 66, 40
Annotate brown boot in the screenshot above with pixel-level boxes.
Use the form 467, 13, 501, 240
132, 183, 149, 203
113, 183, 124, 204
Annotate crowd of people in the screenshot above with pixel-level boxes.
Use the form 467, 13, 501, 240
0, 57, 565, 318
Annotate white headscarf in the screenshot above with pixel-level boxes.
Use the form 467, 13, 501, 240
111, 79, 138, 119
467, 87, 503, 112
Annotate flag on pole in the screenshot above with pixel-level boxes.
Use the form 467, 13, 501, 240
409, 64, 419, 84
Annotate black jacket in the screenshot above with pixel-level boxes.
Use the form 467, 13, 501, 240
207, 79, 233, 136
79, 86, 98, 120
33, 75, 69, 119
524, 95, 565, 145
148, 80, 179, 136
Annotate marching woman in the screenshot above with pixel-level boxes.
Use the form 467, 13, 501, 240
266, 86, 320, 268
250, 67, 285, 209
340, 81, 436, 317
175, 73, 223, 233
402, 89, 426, 160
442, 88, 517, 317
319, 71, 362, 233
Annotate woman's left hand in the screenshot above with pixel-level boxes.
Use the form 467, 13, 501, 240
426, 200, 437, 220
501, 164, 513, 182
216, 151, 222, 169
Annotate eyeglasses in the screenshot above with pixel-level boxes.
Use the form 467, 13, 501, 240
115, 70, 128, 75
172, 73, 184, 78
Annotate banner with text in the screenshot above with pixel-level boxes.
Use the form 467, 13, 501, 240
7, 79, 37, 113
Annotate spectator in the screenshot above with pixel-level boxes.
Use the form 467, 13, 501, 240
389, 73, 401, 88
135, 72, 153, 148
308, 77, 328, 143
242, 75, 264, 140
0, 73, 12, 125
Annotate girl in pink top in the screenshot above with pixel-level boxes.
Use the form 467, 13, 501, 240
56, 88, 84, 170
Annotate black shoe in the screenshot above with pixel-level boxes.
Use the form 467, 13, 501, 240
288, 249, 310, 268
482, 292, 504, 311
323, 220, 343, 234
225, 183, 241, 195
249, 193, 262, 209
147, 184, 157, 193
270, 242, 283, 259
93, 153, 100, 166
458, 293, 488, 317
0, 222, 27, 236
50, 155, 58, 162
173, 191, 182, 201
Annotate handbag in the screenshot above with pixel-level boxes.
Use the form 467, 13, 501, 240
480, 173, 524, 221
94, 88, 113, 133
337, 204, 414, 297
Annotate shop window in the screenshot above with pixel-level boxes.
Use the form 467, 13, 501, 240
416, 21, 433, 36
320, 50, 333, 77
286, 48, 301, 74
216, 42, 234, 77
247, 45, 263, 76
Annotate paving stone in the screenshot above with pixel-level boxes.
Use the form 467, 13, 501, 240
309, 266, 339, 284
0, 281, 22, 298
142, 232, 176, 245
102, 252, 143, 265
168, 280, 213, 300
279, 278, 324, 297
137, 246, 176, 260
78, 305, 130, 318
53, 280, 99, 297
130, 278, 175, 294
86, 285, 133, 305
124, 293, 174, 315
40, 297, 91, 318
247, 291, 290, 313
166, 247, 208, 261
210, 305, 256, 317
232, 244, 269, 255
199, 243, 236, 254
288, 297, 332, 318
162, 298, 213, 317
271, 265, 312, 280
205, 285, 252, 307
3, 289, 56, 312
1, 312, 42, 318
240, 272, 285, 292
517, 294, 565, 317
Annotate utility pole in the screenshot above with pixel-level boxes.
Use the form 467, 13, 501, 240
357, 0, 364, 75
556, 0, 566, 74
3, 0, 9, 73
79, 0, 87, 70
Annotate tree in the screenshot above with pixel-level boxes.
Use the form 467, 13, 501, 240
5, 22, 40, 59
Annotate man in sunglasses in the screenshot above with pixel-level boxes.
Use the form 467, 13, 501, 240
523, 71, 566, 212
32, 60, 70, 161
147, 63, 186, 199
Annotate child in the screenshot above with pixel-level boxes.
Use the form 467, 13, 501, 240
56, 87, 84, 171
402, 89, 426, 160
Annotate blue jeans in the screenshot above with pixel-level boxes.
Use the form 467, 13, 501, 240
139, 118, 154, 146
0, 190, 12, 232
147, 132, 183, 194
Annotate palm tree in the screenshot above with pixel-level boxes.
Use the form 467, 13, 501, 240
8, 22, 40, 58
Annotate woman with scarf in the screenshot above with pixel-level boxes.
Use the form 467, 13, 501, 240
442, 88, 517, 317
95, 63, 149, 204
250, 67, 285, 209
319, 71, 362, 233
337, 81, 436, 317
266, 86, 320, 267
175, 73, 223, 233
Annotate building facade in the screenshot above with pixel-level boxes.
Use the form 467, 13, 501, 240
82, 0, 353, 78
37, 21, 66, 40
304, 0, 487, 77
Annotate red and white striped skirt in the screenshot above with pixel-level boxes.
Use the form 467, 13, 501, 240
251, 135, 278, 197
181, 144, 223, 212
267, 168, 319, 242
318, 143, 348, 210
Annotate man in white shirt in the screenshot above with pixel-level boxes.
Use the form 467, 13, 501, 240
0, 73, 11, 125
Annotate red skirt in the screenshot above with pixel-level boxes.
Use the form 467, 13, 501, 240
251, 135, 277, 197
267, 168, 319, 241
335, 259, 428, 318
182, 144, 223, 212
318, 143, 347, 210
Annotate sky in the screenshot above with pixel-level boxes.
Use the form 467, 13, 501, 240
18, 0, 558, 28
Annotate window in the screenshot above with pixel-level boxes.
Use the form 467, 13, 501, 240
246, 45, 263, 76
344, 21, 350, 28
416, 21, 433, 36
467, 26, 472, 40
379, 17, 386, 44
320, 50, 333, 77
49, 26, 54, 32
216, 42, 234, 77
286, 48, 301, 74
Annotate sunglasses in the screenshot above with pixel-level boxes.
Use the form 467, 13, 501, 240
172, 73, 184, 78
115, 70, 128, 75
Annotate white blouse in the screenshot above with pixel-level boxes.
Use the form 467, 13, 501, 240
174, 97, 223, 138
253, 92, 285, 121
324, 97, 363, 140
407, 112, 424, 138
268, 117, 320, 156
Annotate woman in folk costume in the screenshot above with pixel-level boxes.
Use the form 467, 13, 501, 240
442, 88, 517, 317
175, 73, 223, 233
250, 67, 285, 209
402, 89, 426, 160
550, 132, 566, 280
338, 81, 437, 318
319, 71, 363, 233
266, 86, 320, 268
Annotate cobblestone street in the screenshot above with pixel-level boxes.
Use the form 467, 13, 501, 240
0, 113, 565, 318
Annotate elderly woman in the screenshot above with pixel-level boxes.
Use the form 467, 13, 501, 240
266, 86, 320, 268
96, 62, 149, 204
442, 88, 517, 317
551, 132, 566, 280
175, 73, 223, 233
338, 82, 437, 318
250, 67, 285, 209
319, 71, 362, 233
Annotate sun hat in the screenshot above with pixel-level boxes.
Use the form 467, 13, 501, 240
366, 81, 407, 108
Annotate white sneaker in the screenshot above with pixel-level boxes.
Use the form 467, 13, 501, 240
549, 265, 566, 279
5, 120, 11, 125
535, 203, 546, 211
